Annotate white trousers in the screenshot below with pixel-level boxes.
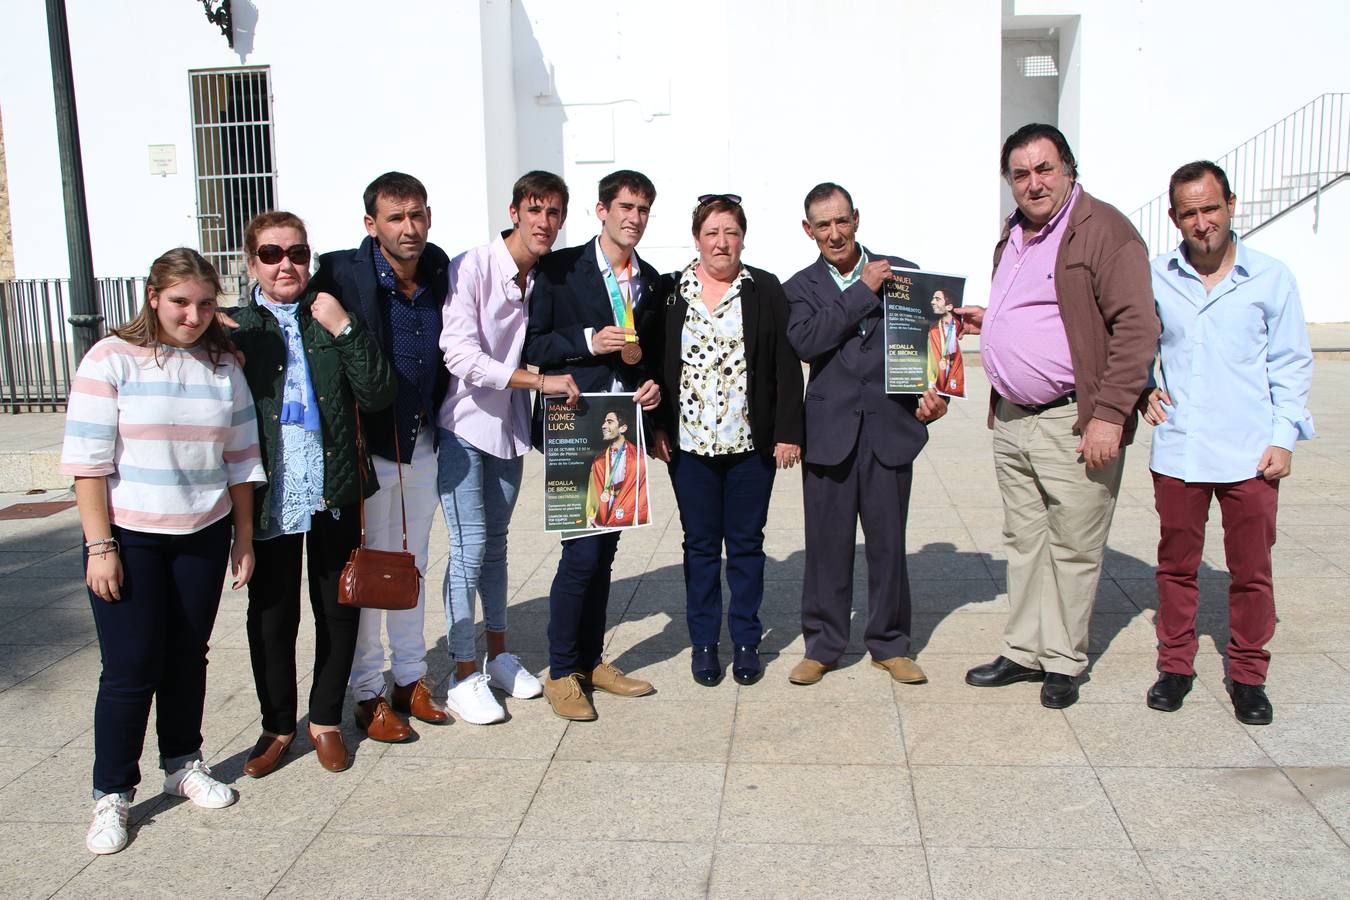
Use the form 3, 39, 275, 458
348, 426, 439, 702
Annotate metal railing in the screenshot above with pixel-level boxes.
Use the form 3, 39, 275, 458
0, 277, 143, 412
1129, 93, 1350, 256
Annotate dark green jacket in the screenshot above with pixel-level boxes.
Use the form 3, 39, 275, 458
227, 287, 397, 530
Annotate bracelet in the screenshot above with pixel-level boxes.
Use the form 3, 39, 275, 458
86, 537, 119, 556
538, 372, 545, 392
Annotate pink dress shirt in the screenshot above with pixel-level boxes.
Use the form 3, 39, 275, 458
436, 234, 533, 458
981, 184, 1081, 406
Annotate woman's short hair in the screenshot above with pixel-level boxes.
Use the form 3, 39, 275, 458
243, 210, 308, 257
691, 196, 747, 238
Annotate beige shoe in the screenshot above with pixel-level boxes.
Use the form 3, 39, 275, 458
543, 673, 598, 721
788, 657, 836, 685
872, 656, 928, 684
585, 661, 654, 697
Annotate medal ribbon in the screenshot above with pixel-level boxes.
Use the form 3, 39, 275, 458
600, 247, 638, 345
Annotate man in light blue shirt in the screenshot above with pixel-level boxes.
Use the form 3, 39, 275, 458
1141, 160, 1314, 726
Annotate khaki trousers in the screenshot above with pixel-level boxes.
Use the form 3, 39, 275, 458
992, 398, 1123, 676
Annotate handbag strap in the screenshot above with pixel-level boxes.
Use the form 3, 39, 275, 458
352, 406, 411, 552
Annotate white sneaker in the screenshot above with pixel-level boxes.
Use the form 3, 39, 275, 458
444, 672, 507, 725
86, 794, 130, 855
486, 652, 544, 699
163, 759, 237, 809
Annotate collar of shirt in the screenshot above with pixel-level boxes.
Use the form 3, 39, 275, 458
826, 246, 869, 292
489, 232, 531, 303
595, 239, 642, 293
1164, 230, 1251, 290
679, 258, 752, 307
1007, 183, 1081, 254
374, 245, 430, 305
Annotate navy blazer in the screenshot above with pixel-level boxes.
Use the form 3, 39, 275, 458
312, 236, 451, 461
645, 265, 804, 459
784, 247, 930, 468
523, 238, 661, 449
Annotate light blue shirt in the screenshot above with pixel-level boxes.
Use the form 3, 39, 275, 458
1149, 234, 1314, 483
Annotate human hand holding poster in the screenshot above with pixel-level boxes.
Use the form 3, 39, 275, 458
883, 268, 967, 398
543, 393, 651, 537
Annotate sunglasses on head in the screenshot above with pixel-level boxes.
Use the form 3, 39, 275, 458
697, 193, 742, 206
254, 244, 311, 266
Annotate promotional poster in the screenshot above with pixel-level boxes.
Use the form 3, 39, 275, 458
883, 268, 967, 397
542, 393, 651, 537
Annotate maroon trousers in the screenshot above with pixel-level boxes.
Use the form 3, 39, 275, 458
1152, 472, 1279, 685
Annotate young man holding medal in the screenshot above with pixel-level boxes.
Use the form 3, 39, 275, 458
586, 408, 649, 528
524, 170, 663, 721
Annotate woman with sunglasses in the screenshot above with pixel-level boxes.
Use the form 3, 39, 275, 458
226, 211, 396, 775
62, 248, 264, 854
645, 194, 804, 686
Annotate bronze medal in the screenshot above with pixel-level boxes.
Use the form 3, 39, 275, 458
620, 341, 643, 365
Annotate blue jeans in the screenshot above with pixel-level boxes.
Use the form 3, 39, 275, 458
438, 430, 523, 662
669, 448, 775, 647
89, 516, 231, 799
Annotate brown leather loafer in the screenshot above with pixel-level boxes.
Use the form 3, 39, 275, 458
308, 728, 350, 772
584, 661, 654, 697
242, 733, 292, 778
543, 673, 598, 721
354, 695, 413, 743
871, 656, 928, 684
392, 678, 449, 725
788, 657, 837, 685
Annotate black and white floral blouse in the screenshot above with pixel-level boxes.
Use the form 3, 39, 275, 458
678, 259, 755, 456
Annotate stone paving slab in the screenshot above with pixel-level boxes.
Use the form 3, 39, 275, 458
0, 363, 1345, 896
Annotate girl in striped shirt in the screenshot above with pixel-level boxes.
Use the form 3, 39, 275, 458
60, 248, 266, 855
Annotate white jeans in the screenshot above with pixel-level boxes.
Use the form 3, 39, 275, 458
348, 426, 439, 702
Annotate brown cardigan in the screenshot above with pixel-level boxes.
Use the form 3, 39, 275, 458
987, 187, 1159, 445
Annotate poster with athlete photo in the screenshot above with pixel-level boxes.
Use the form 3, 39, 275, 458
882, 268, 967, 398
542, 393, 651, 538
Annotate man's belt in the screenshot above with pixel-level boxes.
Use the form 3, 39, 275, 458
1006, 391, 1076, 415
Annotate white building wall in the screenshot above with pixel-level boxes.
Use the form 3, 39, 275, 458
0, 0, 493, 280
1245, 179, 1350, 324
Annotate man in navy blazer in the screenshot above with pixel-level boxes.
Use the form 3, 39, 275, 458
310, 172, 452, 742
523, 169, 663, 721
784, 182, 947, 687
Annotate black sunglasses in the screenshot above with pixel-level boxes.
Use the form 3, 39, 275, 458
254, 244, 311, 266
697, 193, 743, 206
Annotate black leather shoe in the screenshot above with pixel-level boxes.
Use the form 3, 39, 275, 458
732, 645, 762, 685
965, 656, 1045, 687
1040, 673, 1080, 708
1146, 672, 1195, 712
1231, 681, 1273, 725
691, 644, 721, 686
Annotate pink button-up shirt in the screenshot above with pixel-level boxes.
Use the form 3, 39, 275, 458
436, 234, 533, 459
981, 184, 1080, 406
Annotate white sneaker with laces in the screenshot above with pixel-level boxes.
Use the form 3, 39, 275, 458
163, 759, 237, 809
86, 794, 130, 855
444, 672, 507, 724
486, 652, 544, 699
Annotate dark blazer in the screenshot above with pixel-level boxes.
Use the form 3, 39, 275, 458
645, 265, 804, 459
523, 238, 661, 448
784, 247, 930, 468
311, 236, 452, 461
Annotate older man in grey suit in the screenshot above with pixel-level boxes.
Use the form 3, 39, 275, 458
784, 182, 947, 686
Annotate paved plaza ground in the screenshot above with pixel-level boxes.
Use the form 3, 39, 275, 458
0, 362, 1347, 898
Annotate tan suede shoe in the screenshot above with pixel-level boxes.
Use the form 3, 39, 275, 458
871, 656, 928, 684
585, 661, 654, 697
788, 657, 836, 685
543, 673, 598, 721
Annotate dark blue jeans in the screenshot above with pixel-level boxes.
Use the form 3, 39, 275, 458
88, 516, 231, 798
548, 530, 621, 679
669, 449, 776, 647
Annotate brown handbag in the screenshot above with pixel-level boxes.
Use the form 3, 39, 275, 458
338, 412, 422, 610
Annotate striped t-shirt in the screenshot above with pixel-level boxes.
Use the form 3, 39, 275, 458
60, 336, 266, 535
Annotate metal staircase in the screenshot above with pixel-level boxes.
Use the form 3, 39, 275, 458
1129, 93, 1350, 257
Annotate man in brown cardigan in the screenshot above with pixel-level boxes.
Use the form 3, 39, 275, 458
955, 124, 1158, 708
